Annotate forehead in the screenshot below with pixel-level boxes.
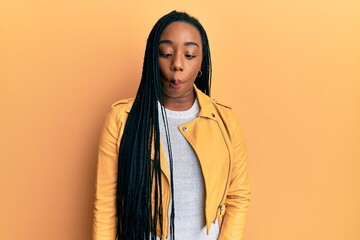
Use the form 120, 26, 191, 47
159, 21, 202, 43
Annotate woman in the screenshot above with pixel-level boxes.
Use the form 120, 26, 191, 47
93, 11, 250, 240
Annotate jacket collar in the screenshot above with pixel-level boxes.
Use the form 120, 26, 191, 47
194, 85, 218, 120
125, 85, 218, 120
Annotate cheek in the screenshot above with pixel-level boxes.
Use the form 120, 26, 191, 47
189, 60, 202, 74
158, 60, 167, 75
158, 58, 168, 71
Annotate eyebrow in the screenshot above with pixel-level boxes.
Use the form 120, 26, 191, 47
159, 40, 199, 48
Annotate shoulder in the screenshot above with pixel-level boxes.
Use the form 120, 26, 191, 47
211, 98, 242, 131
211, 98, 234, 118
109, 98, 134, 117
111, 98, 134, 110
213, 99, 232, 110
212, 99, 245, 143
104, 98, 134, 127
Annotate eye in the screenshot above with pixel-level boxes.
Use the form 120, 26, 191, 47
185, 54, 195, 60
159, 52, 173, 58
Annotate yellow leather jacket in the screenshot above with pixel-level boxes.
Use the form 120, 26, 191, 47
93, 86, 250, 240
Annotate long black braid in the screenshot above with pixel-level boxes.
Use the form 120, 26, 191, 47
116, 10, 212, 240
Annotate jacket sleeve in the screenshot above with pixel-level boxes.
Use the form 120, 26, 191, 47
219, 110, 251, 240
93, 107, 121, 240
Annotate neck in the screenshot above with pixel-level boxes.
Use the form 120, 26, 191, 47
162, 90, 196, 111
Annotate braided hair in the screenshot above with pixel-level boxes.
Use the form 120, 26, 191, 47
116, 10, 212, 240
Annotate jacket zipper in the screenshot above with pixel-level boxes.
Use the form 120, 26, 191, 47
213, 121, 232, 224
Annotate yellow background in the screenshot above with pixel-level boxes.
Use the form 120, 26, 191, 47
1, 0, 359, 239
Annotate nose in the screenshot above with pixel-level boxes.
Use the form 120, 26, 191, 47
170, 54, 183, 71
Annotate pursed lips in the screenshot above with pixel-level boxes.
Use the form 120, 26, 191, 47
169, 79, 181, 88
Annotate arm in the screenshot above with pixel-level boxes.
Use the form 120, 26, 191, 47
93, 108, 121, 240
219, 111, 251, 240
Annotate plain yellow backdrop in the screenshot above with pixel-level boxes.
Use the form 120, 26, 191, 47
1, 0, 359, 239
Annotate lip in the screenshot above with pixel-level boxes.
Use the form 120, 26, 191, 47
168, 79, 182, 89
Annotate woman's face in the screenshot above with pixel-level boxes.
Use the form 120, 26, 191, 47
158, 21, 203, 102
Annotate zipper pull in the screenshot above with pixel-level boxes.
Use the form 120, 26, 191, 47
219, 204, 225, 216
